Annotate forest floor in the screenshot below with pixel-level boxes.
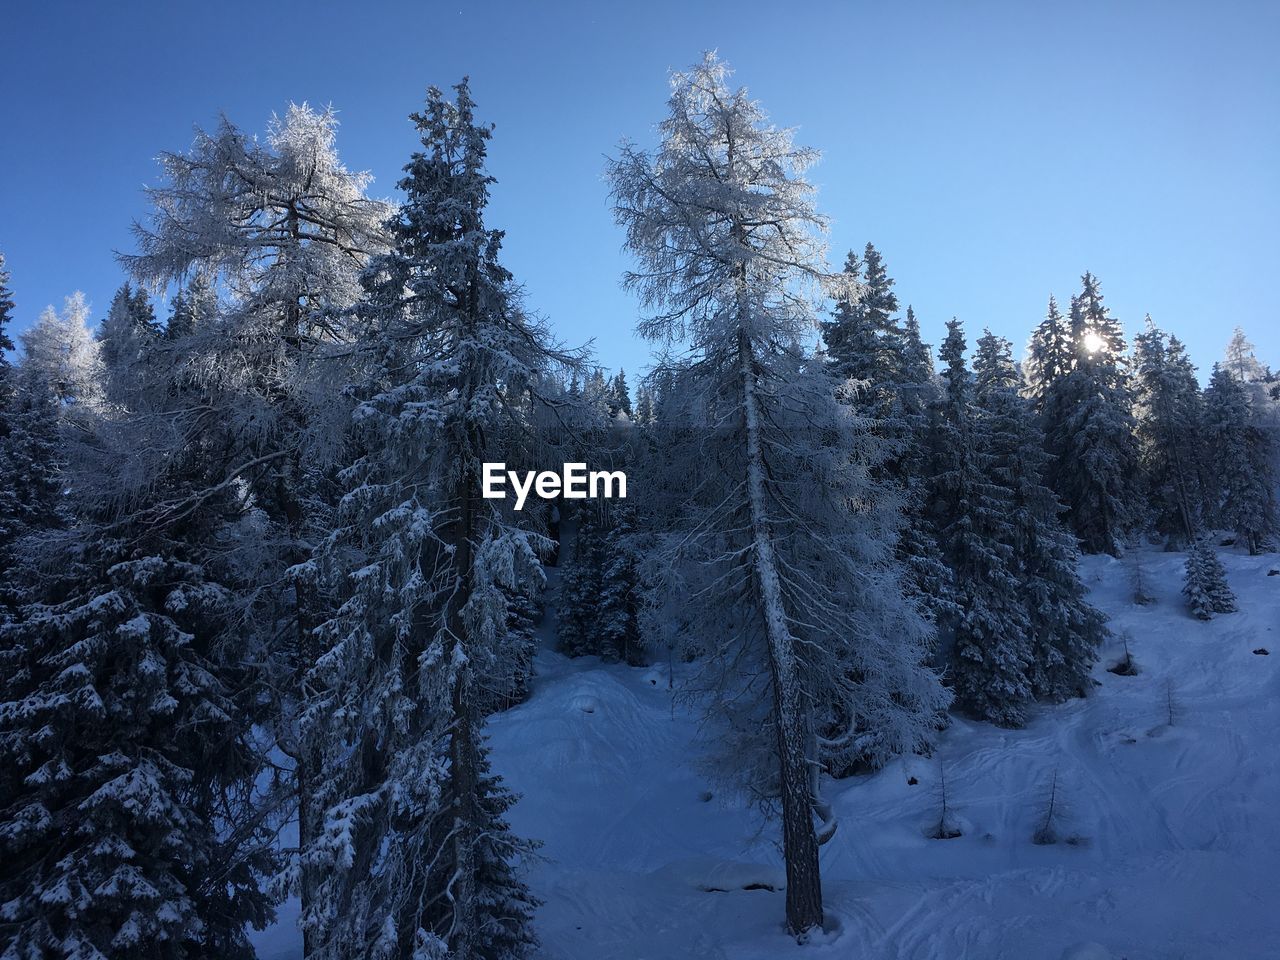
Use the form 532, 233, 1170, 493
254, 546, 1280, 959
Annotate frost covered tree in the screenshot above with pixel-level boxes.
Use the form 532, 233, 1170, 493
883, 307, 957, 630
609, 53, 948, 937
1203, 364, 1278, 554
0, 380, 61, 613
894, 309, 957, 623
932, 320, 1033, 725
499, 588, 540, 709
0, 254, 24, 599
123, 101, 391, 536
973, 330, 1105, 702
1224, 326, 1267, 383
1182, 537, 1236, 619
899, 306, 936, 419
98, 283, 159, 367
581, 367, 614, 424
300, 81, 545, 960
1132, 319, 1205, 547
0, 294, 102, 588
0, 551, 277, 959
18, 293, 103, 410
1043, 274, 1137, 554
123, 101, 390, 538
821, 244, 935, 441
821, 244, 901, 413
98, 282, 161, 406
123, 102, 391, 936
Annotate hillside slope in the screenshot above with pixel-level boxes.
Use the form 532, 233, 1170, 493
488, 548, 1279, 960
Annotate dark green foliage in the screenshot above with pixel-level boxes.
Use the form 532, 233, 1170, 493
0, 379, 63, 614
1023, 295, 1070, 413
499, 590, 541, 709
98, 282, 160, 369
611, 368, 633, 418
634, 383, 654, 425
419, 747, 541, 960
596, 504, 644, 664
822, 249, 953, 626
558, 504, 645, 664
558, 506, 604, 657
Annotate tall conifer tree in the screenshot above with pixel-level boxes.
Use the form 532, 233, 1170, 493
1043, 274, 1138, 554
1203, 364, 1278, 554
1132, 318, 1205, 546
932, 320, 1033, 725
302, 81, 545, 960
974, 330, 1105, 702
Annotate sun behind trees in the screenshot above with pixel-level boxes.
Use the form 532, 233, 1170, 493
0, 47, 1278, 960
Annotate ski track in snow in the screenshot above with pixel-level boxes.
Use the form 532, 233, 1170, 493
253, 548, 1280, 960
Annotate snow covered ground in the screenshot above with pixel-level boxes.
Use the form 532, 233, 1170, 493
490, 547, 1279, 960
254, 546, 1280, 959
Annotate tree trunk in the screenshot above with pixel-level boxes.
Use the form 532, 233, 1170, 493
278, 202, 323, 958
449, 680, 481, 960
295, 574, 319, 959
446, 449, 481, 960
738, 329, 824, 938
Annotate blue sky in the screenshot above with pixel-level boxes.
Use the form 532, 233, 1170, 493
2, 0, 1276, 378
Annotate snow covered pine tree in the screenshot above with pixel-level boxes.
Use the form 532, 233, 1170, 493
1040, 275, 1138, 555
302, 80, 552, 960
0, 283, 276, 959
1132, 318, 1206, 548
1183, 537, 1237, 619
0, 255, 59, 610
557, 501, 643, 664
0, 296, 98, 605
932, 320, 1034, 725
821, 246, 956, 633
972, 330, 1106, 703
609, 53, 948, 938
556, 503, 607, 657
1203, 363, 1278, 555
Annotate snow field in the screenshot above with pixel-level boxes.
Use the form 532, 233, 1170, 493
487, 548, 1280, 959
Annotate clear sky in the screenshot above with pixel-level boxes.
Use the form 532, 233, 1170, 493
2, 0, 1277, 378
